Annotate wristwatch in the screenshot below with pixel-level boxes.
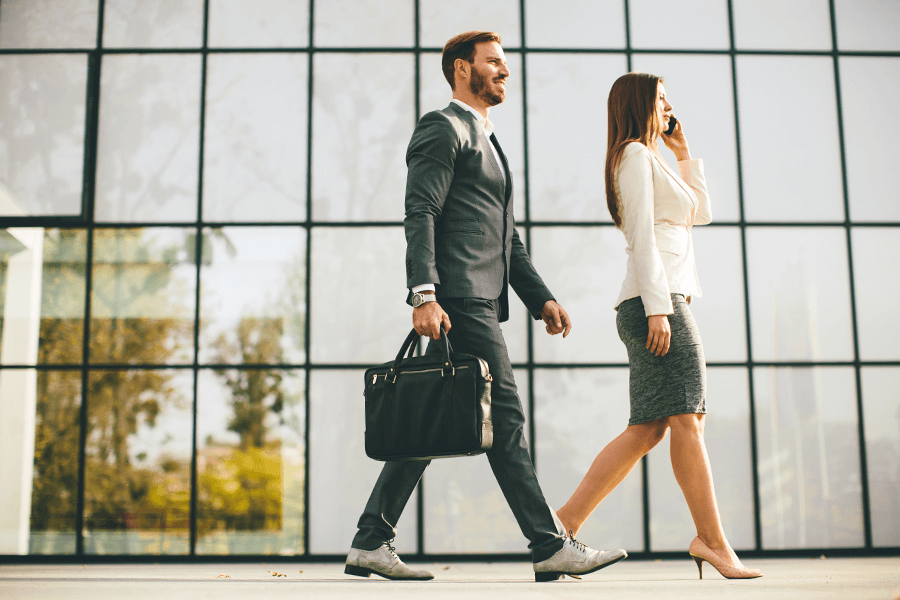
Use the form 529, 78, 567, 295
411, 292, 436, 308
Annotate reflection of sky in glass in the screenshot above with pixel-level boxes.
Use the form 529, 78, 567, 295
746, 228, 854, 361
204, 54, 308, 222
419, 0, 521, 48
733, 0, 832, 50
629, 0, 729, 50
535, 368, 644, 551
208, 0, 309, 47
424, 369, 530, 553
103, 0, 203, 48
314, 0, 413, 47
755, 367, 864, 549
840, 58, 900, 222
199, 227, 307, 365
527, 53, 627, 222
95, 55, 201, 222
861, 367, 900, 547
309, 370, 418, 555
835, 0, 900, 51
648, 367, 755, 551
525, 0, 625, 48
851, 228, 900, 361
0, 0, 98, 49
0, 55, 87, 216
530, 227, 628, 364
737, 56, 844, 222
311, 53, 413, 222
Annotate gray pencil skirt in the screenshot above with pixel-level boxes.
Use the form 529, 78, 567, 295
616, 293, 707, 426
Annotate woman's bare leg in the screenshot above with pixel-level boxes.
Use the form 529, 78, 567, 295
668, 413, 745, 567
556, 418, 669, 537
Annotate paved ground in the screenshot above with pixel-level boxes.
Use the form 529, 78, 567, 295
1, 557, 898, 599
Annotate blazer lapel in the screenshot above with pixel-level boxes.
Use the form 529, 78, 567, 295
490, 133, 513, 205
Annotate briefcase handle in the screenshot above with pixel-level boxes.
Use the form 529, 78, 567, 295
388, 327, 454, 383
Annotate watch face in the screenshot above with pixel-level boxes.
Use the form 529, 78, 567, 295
412, 294, 422, 307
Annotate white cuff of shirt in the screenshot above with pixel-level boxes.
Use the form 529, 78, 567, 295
411, 284, 435, 294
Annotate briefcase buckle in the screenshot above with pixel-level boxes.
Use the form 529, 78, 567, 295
441, 362, 455, 378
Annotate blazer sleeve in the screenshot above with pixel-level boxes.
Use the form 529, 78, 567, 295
678, 158, 712, 225
619, 144, 673, 316
509, 227, 555, 320
404, 111, 457, 291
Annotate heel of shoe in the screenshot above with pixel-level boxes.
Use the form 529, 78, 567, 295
535, 571, 563, 582
692, 555, 704, 580
344, 564, 371, 578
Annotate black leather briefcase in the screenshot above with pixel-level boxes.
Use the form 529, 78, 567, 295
364, 328, 493, 461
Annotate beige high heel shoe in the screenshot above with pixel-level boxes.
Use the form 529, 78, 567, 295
688, 536, 762, 580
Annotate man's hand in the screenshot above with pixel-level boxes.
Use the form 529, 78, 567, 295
413, 302, 451, 340
541, 300, 572, 338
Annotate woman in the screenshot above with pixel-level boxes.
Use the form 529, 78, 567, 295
554, 72, 760, 579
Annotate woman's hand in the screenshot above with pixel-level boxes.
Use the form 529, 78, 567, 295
661, 117, 691, 162
647, 314, 671, 356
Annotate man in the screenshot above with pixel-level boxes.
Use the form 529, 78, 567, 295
344, 31, 627, 582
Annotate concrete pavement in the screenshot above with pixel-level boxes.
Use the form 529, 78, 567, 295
1, 557, 898, 599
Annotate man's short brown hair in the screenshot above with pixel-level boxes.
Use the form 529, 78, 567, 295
441, 31, 502, 90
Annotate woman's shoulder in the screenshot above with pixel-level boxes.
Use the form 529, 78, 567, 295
621, 141, 650, 158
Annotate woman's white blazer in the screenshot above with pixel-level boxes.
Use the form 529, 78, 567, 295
613, 141, 712, 317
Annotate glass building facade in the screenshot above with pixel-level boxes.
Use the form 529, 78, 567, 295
1, 0, 898, 558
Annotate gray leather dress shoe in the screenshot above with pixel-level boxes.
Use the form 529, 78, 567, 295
533, 535, 627, 582
344, 540, 434, 581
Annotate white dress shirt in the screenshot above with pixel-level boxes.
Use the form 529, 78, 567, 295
613, 141, 712, 316
412, 99, 507, 295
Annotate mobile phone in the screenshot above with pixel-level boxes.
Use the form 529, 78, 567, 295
664, 115, 678, 136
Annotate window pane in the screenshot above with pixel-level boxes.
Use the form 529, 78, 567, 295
746, 228, 854, 362
310, 227, 407, 364
534, 368, 644, 551
736, 56, 844, 222
315, 0, 412, 47
860, 367, 900, 547
690, 227, 747, 362
525, 0, 625, 48
629, 0, 729, 50
102, 0, 203, 48
90, 228, 197, 365
419, 52, 526, 222
1, 370, 79, 555
28, 371, 82, 554
195, 369, 305, 555
1, 229, 86, 366
835, 0, 900, 51
733, 0, 832, 50
840, 58, 900, 222
424, 369, 529, 553
95, 55, 201, 222
208, 0, 309, 48
530, 227, 628, 364
309, 370, 418, 554
419, 0, 521, 48
754, 367, 864, 549
631, 54, 740, 222
0, 55, 87, 217
203, 54, 308, 222
84, 369, 193, 555
311, 54, 413, 222
199, 227, 307, 365
851, 228, 900, 361
527, 53, 627, 222
0, 0, 98, 49
649, 367, 755, 551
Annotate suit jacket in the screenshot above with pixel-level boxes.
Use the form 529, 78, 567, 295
614, 141, 712, 316
404, 102, 553, 322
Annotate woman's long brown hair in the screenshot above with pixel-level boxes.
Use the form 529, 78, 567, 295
605, 72, 663, 228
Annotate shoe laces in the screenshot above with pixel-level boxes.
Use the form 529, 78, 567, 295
385, 538, 399, 559
567, 530, 587, 553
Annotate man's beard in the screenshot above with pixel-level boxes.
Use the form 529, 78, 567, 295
469, 65, 505, 106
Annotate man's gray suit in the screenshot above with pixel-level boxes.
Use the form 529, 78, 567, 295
351, 102, 566, 562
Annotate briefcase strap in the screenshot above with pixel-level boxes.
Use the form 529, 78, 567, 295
388, 327, 454, 383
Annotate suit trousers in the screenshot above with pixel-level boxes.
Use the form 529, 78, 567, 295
351, 297, 566, 562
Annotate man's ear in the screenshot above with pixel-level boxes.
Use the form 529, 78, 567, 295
454, 58, 468, 79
